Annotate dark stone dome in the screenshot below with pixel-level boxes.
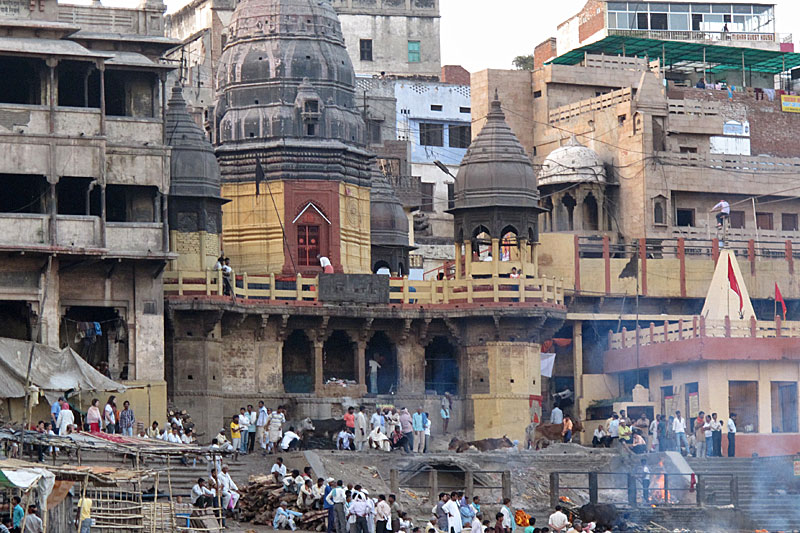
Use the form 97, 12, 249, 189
166, 83, 223, 200
453, 94, 539, 210
214, 0, 365, 145
370, 173, 410, 248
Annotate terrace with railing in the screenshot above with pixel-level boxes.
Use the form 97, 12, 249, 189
549, 88, 633, 124
607, 315, 800, 351
163, 271, 565, 306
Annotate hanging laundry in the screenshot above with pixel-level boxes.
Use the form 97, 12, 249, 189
764, 88, 775, 101
93, 322, 102, 337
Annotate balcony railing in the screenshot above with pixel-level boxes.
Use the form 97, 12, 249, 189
608, 28, 778, 43
549, 88, 632, 124
656, 151, 800, 174
607, 315, 800, 351
164, 271, 565, 306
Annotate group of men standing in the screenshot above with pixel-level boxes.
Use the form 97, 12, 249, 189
340, 406, 433, 454
228, 402, 290, 455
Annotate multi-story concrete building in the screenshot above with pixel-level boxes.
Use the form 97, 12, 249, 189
536, 0, 790, 70
472, 27, 800, 455
163, 0, 441, 120
0, 0, 176, 421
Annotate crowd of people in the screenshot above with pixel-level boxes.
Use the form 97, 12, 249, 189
590, 409, 738, 457
337, 406, 434, 454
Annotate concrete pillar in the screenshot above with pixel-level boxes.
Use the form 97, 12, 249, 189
573, 321, 583, 412
519, 238, 529, 277
574, 194, 584, 231
597, 190, 606, 231
356, 340, 367, 387
455, 243, 462, 279
465, 240, 473, 278
491, 238, 500, 277
396, 341, 424, 394
757, 362, 771, 434
314, 340, 324, 394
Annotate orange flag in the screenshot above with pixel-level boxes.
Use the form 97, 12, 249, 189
727, 256, 743, 313
776, 282, 787, 320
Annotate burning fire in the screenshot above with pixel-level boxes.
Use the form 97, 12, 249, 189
648, 460, 679, 504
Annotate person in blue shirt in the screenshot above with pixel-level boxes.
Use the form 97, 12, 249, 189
273, 501, 302, 531
412, 408, 427, 453
459, 496, 476, 527
323, 478, 335, 533
50, 397, 63, 434
12, 496, 23, 529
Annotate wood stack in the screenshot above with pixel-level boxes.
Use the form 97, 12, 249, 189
239, 475, 328, 530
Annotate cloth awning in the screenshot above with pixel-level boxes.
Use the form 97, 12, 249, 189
0, 337, 126, 403
0, 459, 56, 510
547, 35, 800, 74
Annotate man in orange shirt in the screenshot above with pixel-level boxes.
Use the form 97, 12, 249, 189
344, 407, 356, 431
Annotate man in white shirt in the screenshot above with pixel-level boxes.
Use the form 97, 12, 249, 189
281, 428, 301, 451
727, 413, 737, 457
368, 358, 382, 394
271, 457, 288, 483
218, 465, 240, 511
370, 408, 383, 433
256, 401, 269, 455
649, 416, 659, 452
710, 200, 730, 228
442, 492, 462, 533
167, 427, 183, 444
325, 480, 347, 533
608, 414, 620, 443
238, 408, 250, 454
354, 407, 368, 452
550, 406, 563, 425
191, 478, 215, 508
500, 498, 513, 533
103, 400, 116, 434
673, 411, 688, 456
548, 506, 569, 533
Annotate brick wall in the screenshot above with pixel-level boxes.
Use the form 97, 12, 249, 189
534, 38, 557, 70
441, 65, 470, 86
671, 87, 800, 158
577, 0, 605, 44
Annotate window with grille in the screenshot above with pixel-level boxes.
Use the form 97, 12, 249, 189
421, 183, 434, 212
360, 39, 373, 61
449, 124, 471, 148
297, 225, 320, 266
419, 123, 443, 147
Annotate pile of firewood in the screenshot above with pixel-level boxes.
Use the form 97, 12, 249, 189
239, 475, 328, 530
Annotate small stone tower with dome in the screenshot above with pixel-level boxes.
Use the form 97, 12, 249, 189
448, 92, 544, 279
213, 0, 374, 275
166, 83, 227, 272
538, 134, 608, 233
370, 173, 413, 275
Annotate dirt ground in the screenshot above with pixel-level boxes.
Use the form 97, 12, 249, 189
224, 438, 619, 532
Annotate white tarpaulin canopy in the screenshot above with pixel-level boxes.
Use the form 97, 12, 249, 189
0, 459, 56, 512
0, 337, 126, 403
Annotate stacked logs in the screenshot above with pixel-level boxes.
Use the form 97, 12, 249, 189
239, 475, 328, 530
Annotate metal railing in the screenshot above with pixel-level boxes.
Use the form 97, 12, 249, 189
390, 468, 511, 504
550, 471, 738, 508
608, 28, 778, 43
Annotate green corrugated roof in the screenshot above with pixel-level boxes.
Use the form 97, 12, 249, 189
547, 35, 800, 74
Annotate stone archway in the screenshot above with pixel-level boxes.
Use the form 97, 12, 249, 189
323, 330, 356, 383
365, 331, 397, 395
283, 330, 314, 393
425, 336, 459, 395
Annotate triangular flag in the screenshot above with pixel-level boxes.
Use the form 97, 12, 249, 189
727, 256, 743, 314
776, 282, 787, 320
255, 157, 264, 196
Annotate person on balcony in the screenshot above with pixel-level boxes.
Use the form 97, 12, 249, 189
318, 255, 334, 273
710, 200, 730, 229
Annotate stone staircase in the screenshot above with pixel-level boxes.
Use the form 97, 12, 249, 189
687, 456, 800, 531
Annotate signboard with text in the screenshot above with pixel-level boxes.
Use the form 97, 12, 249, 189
781, 95, 800, 113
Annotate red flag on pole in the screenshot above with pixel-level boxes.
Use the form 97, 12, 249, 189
727, 256, 743, 313
776, 282, 787, 320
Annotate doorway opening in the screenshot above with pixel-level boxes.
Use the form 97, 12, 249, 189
424, 336, 458, 395
365, 331, 397, 394
282, 330, 314, 393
